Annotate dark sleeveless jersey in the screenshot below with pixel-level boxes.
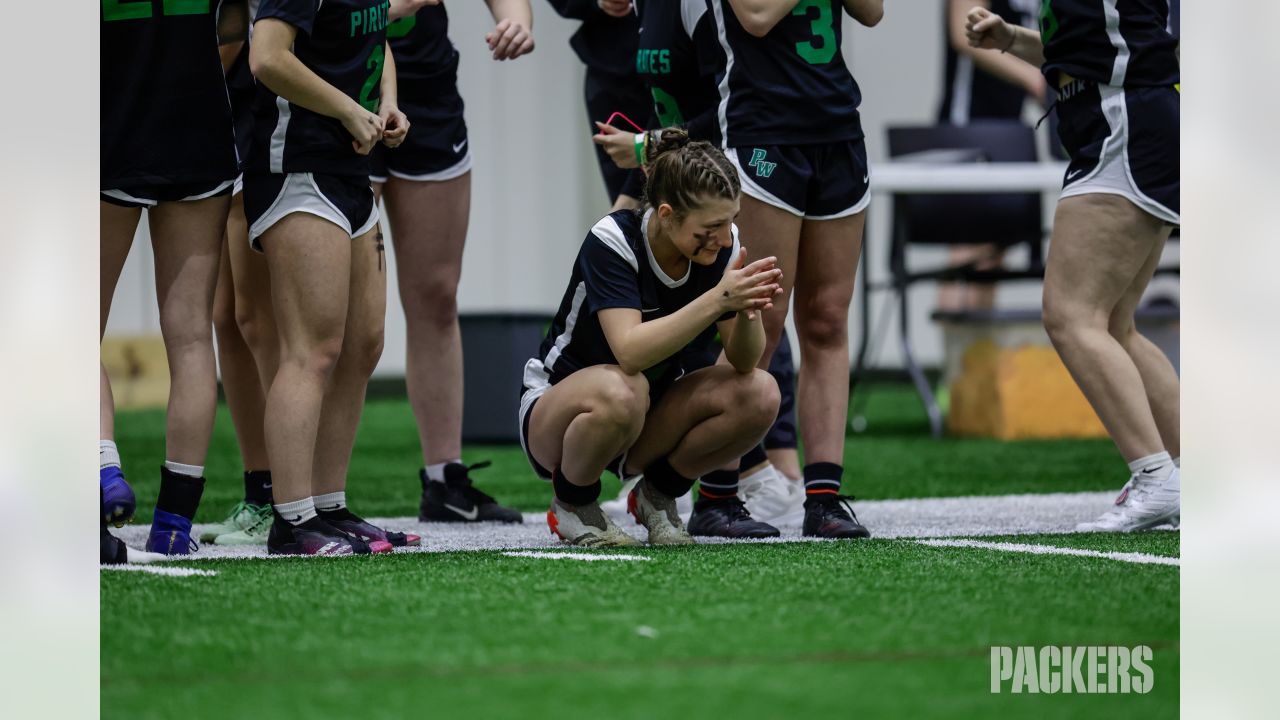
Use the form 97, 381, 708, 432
529, 209, 739, 389
385, 3, 456, 88
708, 0, 864, 147
1039, 0, 1178, 87
546, 0, 640, 76
636, 0, 723, 145
101, 0, 239, 190
938, 0, 1038, 124
247, 0, 390, 176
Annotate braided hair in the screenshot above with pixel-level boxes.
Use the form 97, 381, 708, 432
642, 128, 741, 220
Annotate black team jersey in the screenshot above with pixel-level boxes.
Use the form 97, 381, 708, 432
636, 0, 724, 145
708, 0, 864, 147
101, 0, 239, 190
247, 0, 391, 176
528, 209, 739, 392
1039, 0, 1178, 87
385, 3, 455, 89
546, 0, 640, 76
939, 0, 1038, 124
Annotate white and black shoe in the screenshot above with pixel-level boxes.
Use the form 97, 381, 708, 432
419, 461, 522, 523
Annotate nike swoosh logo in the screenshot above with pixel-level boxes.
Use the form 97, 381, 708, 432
1140, 465, 1163, 474
1066, 169, 1085, 181
452, 139, 468, 153
862, 173, 869, 183
641, 307, 661, 313
444, 503, 479, 521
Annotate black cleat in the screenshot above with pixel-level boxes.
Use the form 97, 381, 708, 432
266, 514, 380, 556
802, 494, 872, 539
101, 525, 129, 565
419, 461, 522, 523
321, 507, 420, 547
687, 497, 781, 539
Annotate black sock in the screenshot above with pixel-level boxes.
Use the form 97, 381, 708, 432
156, 466, 206, 521
552, 467, 601, 507
741, 443, 768, 470
645, 456, 697, 499
698, 469, 740, 501
803, 462, 842, 496
244, 470, 273, 506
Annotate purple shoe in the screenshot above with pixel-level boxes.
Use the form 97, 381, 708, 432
101, 465, 136, 527
144, 509, 198, 555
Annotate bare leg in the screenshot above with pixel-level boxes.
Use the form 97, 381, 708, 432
382, 174, 468, 466
626, 367, 780, 479
735, 195, 804, 364
213, 225, 269, 471
1042, 194, 1170, 461
791, 212, 866, 465
1106, 229, 1180, 457
312, 225, 387, 495
938, 243, 1001, 311
149, 194, 230, 465
766, 448, 801, 480
228, 193, 280, 389
261, 214, 351, 504
526, 367, 649, 486
100, 201, 143, 443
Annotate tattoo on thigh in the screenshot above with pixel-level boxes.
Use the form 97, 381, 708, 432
375, 230, 385, 272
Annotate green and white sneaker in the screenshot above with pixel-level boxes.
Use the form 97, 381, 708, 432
199, 501, 272, 544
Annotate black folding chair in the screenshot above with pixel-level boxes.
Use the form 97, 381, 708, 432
852, 121, 1046, 437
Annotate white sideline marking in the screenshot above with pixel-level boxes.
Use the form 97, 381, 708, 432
501, 551, 649, 562
111, 490, 1176, 561
101, 565, 219, 577
916, 539, 1180, 566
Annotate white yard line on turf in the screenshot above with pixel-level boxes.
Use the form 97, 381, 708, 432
501, 551, 650, 562
916, 539, 1179, 566
101, 565, 219, 577
111, 490, 1175, 561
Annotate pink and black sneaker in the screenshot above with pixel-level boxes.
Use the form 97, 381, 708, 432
267, 514, 385, 556
320, 508, 419, 550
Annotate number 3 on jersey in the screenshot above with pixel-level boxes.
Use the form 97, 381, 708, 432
792, 0, 836, 65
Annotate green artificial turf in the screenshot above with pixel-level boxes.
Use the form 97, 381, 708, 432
101, 539, 1178, 719
111, 384, 1125, 523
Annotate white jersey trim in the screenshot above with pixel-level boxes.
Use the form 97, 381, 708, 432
1102, 0, 1131, 86
710, 0, 735, 149
269, 96, 291, 174
681, 0, 707, 38
591, 215, 639, 272
640, 208, 691, 288
542, 282, 588, 373
949, 55, 974, 126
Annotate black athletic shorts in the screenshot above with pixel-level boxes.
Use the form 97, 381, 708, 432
728, 139, 871, 219
369, 82, 470, 183
100, 178, 235, 208
1056, 79, 1179, 225
242, 172, 379, 251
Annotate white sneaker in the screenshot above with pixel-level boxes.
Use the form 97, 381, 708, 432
739, 464, 803, 522
547, 499, 641, 547
628, 478, 694, 546
1077, 467, 1180, 532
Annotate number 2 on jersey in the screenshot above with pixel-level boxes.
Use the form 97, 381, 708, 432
792, 0, 836, 65
358, 44, 386, 113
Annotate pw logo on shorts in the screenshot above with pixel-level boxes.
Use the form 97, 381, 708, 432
748, 149, 777, 179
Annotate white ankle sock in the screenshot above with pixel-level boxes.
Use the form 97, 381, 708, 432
164, 460, 204, 478
274, 497, 317, 526
1173, 456, 1180, 468
426, 460, 460, 483
313, 491, 346, 513
1128, 451, 1173, 478
100, 440, 121, 469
